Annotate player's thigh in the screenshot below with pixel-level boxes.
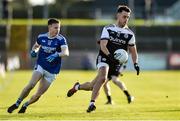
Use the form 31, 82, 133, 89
43, 70, 56, 84
36, 78, 51, 95
90, 66, 109, 87
28, 70, 42, 87
98, 66, 109, 78
36, 70, 56, 95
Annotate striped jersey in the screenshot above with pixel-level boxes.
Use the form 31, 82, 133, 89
99, 24, 135, 55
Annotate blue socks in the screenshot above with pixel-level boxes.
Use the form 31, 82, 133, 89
15, 98, 22, 107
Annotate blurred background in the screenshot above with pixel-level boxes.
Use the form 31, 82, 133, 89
0, 0, 180, 74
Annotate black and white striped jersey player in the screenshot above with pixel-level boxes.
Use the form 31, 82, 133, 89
97, 23, 140, 104
97, 24, 136, 76
67, 5, 140, 113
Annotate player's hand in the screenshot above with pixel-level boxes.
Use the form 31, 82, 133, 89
134, 63, 140, 75
30, 50, 37, 58
46, 52, 59, 62
107, 54, 119, 65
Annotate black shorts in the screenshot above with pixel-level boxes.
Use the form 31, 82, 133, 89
96, 53, 122, 80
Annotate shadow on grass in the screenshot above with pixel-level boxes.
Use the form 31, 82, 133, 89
144, 109, 180, 113
0, 112, 98, 120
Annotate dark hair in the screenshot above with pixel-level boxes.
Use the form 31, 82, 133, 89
117, 5, 131, 13
48, 18, 60, 25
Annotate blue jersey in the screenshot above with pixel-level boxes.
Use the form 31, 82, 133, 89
36, 33, 68, 74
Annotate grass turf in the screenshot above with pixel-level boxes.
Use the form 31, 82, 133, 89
0, 70, 180, 120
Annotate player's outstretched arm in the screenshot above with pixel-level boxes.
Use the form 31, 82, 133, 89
59, 45, 69, 57
46, 45, 69, 62
129, 45, 140, 75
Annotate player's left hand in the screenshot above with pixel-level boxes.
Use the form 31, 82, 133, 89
107, 54, 119, 65
30, 50, 37, 58
46, 52, 59, 62
134, 63, 140, 75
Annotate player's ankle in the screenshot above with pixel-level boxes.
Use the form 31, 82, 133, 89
23, 101, 29, 108
75, 84, 80, 90
89, 100, 95, 106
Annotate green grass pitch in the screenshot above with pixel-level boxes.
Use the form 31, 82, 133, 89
0, 70, 180, 120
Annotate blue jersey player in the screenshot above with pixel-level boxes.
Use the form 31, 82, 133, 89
7, 18, 69, 113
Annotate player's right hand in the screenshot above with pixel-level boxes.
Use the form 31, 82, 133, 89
134, 63, 140, 75
30, 50, 37, 58
107, 54, 119, 65
46, 52, 59, 62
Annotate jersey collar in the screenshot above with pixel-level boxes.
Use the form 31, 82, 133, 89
47, 32, 58, 39
114, 24, 128, 29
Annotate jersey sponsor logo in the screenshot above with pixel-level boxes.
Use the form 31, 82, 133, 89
108, 29, 131, 45
109, 36, 126, 45
41, 46, 56, 53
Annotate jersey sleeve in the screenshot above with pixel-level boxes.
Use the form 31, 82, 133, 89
36, 35, 41, 45
100, 27, 110, 40
60, 37, 68, 47
128, 34, 136, 46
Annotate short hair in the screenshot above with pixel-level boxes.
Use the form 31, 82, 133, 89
48, 18, 60, 25
117, 5, 131, 13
